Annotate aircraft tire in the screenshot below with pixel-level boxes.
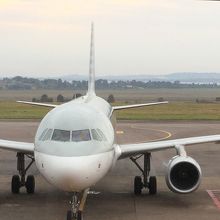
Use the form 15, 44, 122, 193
26, 175, 35, 194
134, 176, 142, 195
66, 210, 82, 220
11, 175, 20, 194
66, 210, 72, 220
77, 211, 83, 220
149, 176, 157, 195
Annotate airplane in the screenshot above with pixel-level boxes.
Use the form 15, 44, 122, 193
1, 23, 220, 220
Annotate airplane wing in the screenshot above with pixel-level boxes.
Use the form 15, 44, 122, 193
118, 134, 220, 159
0, 139, 34, 153
112, 101, 168, 111
17, 101, 57, 108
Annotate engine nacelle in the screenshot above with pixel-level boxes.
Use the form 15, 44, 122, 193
165, 156, 202, 194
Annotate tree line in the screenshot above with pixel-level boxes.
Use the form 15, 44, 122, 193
0, 76, 219, 90
32, 93, 115, 103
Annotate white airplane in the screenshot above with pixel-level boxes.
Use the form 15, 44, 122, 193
1, 24, 220, 220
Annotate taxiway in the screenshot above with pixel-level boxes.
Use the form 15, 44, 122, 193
0, 121, 220, 220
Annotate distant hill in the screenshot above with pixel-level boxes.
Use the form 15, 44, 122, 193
0, 72, 220, 84
2, 72, 220, 83
58, 72, 220, 83
164, 73, 220, 83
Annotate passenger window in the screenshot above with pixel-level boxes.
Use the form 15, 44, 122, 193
51, 129, 70, 142
91, 129, 102, 141
97, 129, 107, 141
42, 129, 53, 141
72, 129, 91, 142
39, 128, 48, 141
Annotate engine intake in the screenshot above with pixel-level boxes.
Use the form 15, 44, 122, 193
165, 156, 202, 194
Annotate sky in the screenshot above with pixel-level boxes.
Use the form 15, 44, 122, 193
0, 0, 220, 77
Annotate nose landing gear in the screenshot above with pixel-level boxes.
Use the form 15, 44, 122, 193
131, 153, 157, 195
67, 189, 89, 220
11, 152, 35, 194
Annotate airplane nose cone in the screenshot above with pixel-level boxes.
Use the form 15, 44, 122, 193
35, 151, 114, 192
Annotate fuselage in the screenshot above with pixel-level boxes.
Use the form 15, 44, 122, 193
34, 94, 118, 192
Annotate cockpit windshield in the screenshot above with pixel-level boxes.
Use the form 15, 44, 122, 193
51, 129, 70, 142
72, 129, 91, 142
39, 128, 48, 141
42, 129, 53, 141
91, 129, 102, 141
39, 128, 107, 143
97, 129, 107, 141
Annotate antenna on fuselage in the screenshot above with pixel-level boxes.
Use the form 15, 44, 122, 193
87, 22, 96, 98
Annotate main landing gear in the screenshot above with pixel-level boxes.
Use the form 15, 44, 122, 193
11, 152, 35, 194
130, 152, 157, 195
67, 189, 89, 220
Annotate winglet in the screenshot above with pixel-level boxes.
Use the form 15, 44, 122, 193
87, 22, 96, 97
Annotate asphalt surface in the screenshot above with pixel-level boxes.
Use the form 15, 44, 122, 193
0, 121, 220, 220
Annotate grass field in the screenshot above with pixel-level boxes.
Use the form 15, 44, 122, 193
117, 102, 220, 120
0, 101, 50, 119
1, 88, 220, 120
1, 101, 220, 120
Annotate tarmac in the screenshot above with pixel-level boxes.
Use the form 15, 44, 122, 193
0, 121, 220, 220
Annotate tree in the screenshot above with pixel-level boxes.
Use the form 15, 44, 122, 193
32, 98, 37, 102
107, 94, 115, 103
40, 94, 49, 102
157, 97, 164, 102
57, 94, 64, 102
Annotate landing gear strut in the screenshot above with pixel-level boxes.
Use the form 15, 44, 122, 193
67, 189, 89, 220
131, 153, 157, 195
11, 152, 35, 194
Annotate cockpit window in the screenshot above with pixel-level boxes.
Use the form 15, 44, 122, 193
97, 129, 107, 141
91, 129, 102, 141
39, 128, 48, 141
42, 129, 53, 141
51, 129, 70, 142
72, 129, 91, 142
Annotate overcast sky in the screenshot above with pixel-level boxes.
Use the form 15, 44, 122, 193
0, 0, 220, 77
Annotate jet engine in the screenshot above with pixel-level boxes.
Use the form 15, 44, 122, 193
165, 156, 202, 194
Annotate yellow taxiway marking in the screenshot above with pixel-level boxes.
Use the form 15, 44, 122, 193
116, 130, 124, 134
130, 125, 172, 142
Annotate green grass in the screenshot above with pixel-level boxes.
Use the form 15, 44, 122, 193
116, 102, 220, 120
1, 88, 220, 120
0, 101, 50, 119
1, 101, 220, 120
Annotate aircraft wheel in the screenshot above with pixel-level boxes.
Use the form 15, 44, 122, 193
66, 210, 82, 220
11, 175, 20, 194
26, 175, 35, 194
66, 210, 72, 220
77, 211, 83, 220
134, 176, 143, 195
149, 176, 157, 195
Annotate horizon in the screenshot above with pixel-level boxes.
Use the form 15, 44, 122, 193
2, 72, 220, 80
